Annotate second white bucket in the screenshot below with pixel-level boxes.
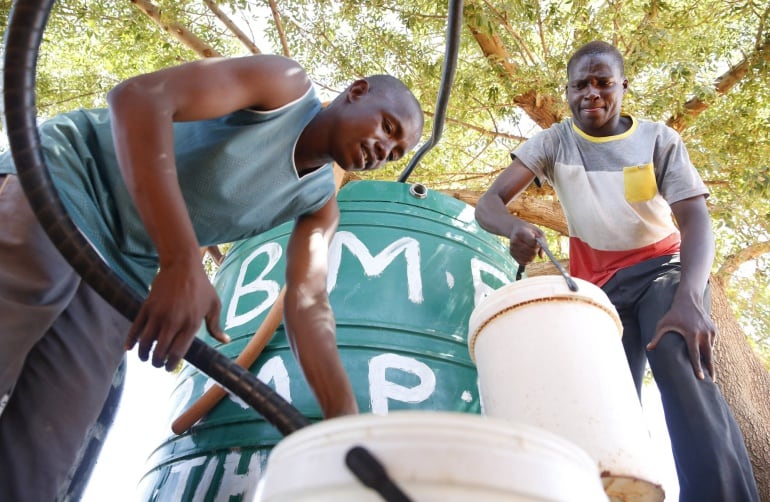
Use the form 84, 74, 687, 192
254, 411, 608, 501
468, 275, 665, 501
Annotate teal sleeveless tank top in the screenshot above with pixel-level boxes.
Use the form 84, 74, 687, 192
0, 87, 335, 294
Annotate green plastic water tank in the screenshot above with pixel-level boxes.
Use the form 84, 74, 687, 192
138, 180, 517, 501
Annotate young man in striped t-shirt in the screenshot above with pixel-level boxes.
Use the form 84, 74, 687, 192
476, 40, 758, 501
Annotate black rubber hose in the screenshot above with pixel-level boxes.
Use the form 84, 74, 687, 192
346, 446, 413, 501
397, 0, 464, 183
2, 0, 309, 436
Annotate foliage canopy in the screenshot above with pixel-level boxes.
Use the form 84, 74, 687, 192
2, 0, 768, 362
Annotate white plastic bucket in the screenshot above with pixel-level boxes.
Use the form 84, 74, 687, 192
468, 275, 664, 501
254, 411, 608, 501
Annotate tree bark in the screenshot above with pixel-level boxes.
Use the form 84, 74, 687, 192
464, 12, 564, 129
711, 277, 770, 500
447, 187, 568, 235
267, 0, 291, 57
129, 0, 221, 58
203, 0, 261, 54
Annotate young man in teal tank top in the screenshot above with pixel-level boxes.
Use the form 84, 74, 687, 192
475, 41, 758, 501
0, 54, 423, 500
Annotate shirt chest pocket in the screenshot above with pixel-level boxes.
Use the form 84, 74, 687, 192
623, 163, 657, 203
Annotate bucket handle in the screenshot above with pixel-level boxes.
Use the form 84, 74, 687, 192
518, 237, 578, 292
346, 446, 413, 501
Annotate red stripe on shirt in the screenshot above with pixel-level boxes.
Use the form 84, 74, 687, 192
569, 233, 681, 287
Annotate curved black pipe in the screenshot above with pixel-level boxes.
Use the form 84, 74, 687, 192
2, 0, 309, 436
397, 0, 464, 183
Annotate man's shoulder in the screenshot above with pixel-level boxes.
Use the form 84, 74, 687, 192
633, 117, 680, 138
525, 118, 572, 147
543, 118, 573, 134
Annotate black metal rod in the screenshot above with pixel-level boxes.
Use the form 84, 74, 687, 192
2, 0, 309, 436
535, 236, 579, 291
397, 0, 464, 183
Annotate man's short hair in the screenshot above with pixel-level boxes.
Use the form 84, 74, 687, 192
567, 41, 625, 77
364, 74, 411, 96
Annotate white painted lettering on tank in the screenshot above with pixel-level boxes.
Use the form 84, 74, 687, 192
327, 231, 423, 304
470, 257, 511, 307
225, 242, 282, 329
368, 353, 436, 414
221, 355, 292, 410
188, 457, 218, 502
156, 452, 265, 501
255, 356, 292, 404
213, 451, 263, 501
164, 457, 206, 501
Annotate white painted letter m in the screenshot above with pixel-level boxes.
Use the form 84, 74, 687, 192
327, 231, 423, 304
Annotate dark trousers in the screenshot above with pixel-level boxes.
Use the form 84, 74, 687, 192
602, 255, 759, 502
0, 175, 129, 500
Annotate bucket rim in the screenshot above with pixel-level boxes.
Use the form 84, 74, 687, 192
258, 411, 608, 501
467, 276, 622, 361
268, 410, 596, 467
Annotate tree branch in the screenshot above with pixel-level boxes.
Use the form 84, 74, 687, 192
667, 37, 770, 131
129, 0, 221, 58
267, 0, 291, 57
465, 16, 519, 75
482, 0, 537, 65
441, 187, 568, 235
422, 110, 528, 142
716, 240, 770, 281
464, 6, 563, 129
202, 0, 261, 54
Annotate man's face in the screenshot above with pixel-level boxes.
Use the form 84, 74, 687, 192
334, 85, 423, 172
566, 53, 628, 137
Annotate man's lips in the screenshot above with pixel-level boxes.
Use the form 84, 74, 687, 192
360, 145, 374, 170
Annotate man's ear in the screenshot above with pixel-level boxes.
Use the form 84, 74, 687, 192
347, 79, 369, 102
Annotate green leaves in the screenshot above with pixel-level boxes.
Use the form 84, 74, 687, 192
2, 0, 768, 359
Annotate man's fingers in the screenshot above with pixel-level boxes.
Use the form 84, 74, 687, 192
130, 288, 225, 369
705, 352, 716, 382
165, 353, 181, 372
646, 327, 666, 351
701, 338, 715, 382
152, 331, 172, 368
125, 329, 139, 351
125, 316, 145, 350
137, 313, 162, 362
206, 304, 230, 344
166, 334, 195, 372
687, 341, 705, 380
707, 328, 717, 382
679, 326, 706, 380
137, 328, 156, 362
651, 326, 707, 380
210, 328, 230, 344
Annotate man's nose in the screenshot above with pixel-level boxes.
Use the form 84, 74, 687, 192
374, 139, 392, 161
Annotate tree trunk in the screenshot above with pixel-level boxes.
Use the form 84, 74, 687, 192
711, 277, 770, 500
